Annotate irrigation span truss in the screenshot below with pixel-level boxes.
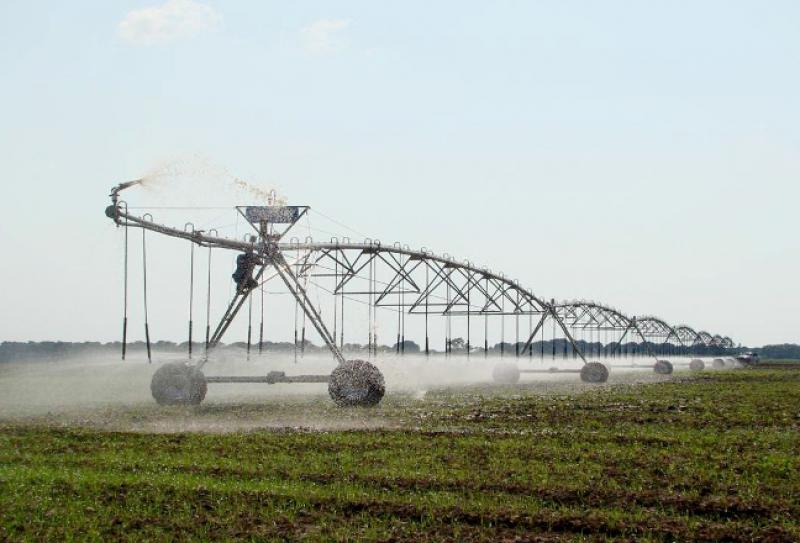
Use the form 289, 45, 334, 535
106, 181, 737, 406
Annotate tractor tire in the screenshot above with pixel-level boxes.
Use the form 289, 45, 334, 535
150, 362, 207, 406
492, 362, 521, 384
580, 362, 609, 383
328, 359, 385, 407
654, 360, 673, 375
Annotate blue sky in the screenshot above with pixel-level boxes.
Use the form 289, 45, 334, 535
0, 1, 798, 346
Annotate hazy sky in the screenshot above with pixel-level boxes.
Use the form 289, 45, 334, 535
1, 1, 798, 347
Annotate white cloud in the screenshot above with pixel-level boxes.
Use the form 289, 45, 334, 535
300, 19, 349, 55
118, 0, 220, 46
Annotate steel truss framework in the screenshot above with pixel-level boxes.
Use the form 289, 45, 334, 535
549, 302, 732, 360
106, 188, 735, 379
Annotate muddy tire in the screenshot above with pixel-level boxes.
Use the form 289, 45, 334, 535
150, 362, 207, 406
654, 360, 673, 375
712, 358, 725, 369
689, 359, 705, 371
328, 359, 385, 407
492, 362, 521, 384
580, 362, 609, 383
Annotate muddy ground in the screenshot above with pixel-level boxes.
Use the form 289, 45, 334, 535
0, 352, 690, 432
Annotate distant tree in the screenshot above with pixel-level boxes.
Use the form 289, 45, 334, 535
449, 337, 466, 351
4, 340, 795, 364
392, 340, 420, 353
492, 342, 514, 353
758, 344, 800, 359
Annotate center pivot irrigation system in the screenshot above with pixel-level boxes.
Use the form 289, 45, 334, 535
106, 180, 737, 407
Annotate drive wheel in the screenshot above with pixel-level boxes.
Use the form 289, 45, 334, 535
580, 362, 609, 383
328, 360, 385, 407
689, 359, 705, 371
492, 362, 521, 384
151, 362, 207, 406
654, 360, 673, 375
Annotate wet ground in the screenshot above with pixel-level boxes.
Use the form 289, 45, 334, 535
2, 365, 798, 541
0, 352, 714, 433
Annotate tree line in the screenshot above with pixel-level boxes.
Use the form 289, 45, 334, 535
3, 339, 797, 363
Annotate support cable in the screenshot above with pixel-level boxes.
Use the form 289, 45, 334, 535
484, 276, 488, 357
540, 315, 546, 360
401, 260, 406, 354
205, 240, 213, 351
396, 266, 401, 354
425, 264, 430, 356
515, 290, 520, 357
446, 280, 451, 355
333, 255, 338, 354
121, 211, 128, 360
340, 268, 345, 350
187, 229, 195, 359
247, 294, 253, 359
528, 311, 532, 359
373, 256, 378, 355
466, 270, 471, 357
500, 292, 505, 357
370, 255, 376, 356
141, 218, 152, 364
259, 279, 264, 354
294, 246, 299, 363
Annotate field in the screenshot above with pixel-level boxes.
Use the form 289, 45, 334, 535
1, 364, 800, 542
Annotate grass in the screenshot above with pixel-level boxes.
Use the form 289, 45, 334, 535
1, 365, 800, 541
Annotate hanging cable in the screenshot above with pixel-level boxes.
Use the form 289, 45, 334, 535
522, 307, 533, 358
483, 276, 488, 357
340, 268, 345, 351
623, 329, 627, 358
515, 291, 520, 357
301, 301, 307, 358
371, 255, 377, 356
365, 254, 370, 356
540, 313, 546, 360
300, 254, 312, 359
446, 279, 451, 355
293, 246, 299, 364
466, 271, 471, 357
204, 230, 216, 352
401, 262, 406, 355
186, 224, 195, 359
333, 254, 338, 354
121, 206, 128, 361
580, 327, 585, 360
396, 273, 401, 354
259, 278, 264, 355
368, 254, 374, 356
245, 292, 252, 360
500, 290, 505, 357
141, 215, 152, 364
601, 327, 606, 359
426, 265, 431, 356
